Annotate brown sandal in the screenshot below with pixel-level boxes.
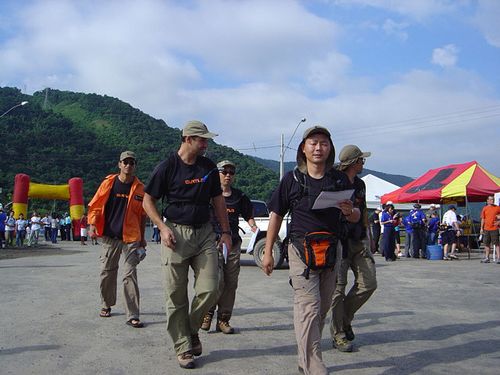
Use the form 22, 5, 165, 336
126, 318, 144, 328
100, 307, 111, 318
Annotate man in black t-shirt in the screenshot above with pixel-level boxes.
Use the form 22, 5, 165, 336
330, 145, 377, 353
201, 160, 257, 334
88, 151, 147, 329
143, 120, 231, 370
369, 207, 382, 253
262, 126, 358, 375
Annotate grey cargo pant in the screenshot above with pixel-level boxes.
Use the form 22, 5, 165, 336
330, 238, 377, 340
161, 221, 218, 355
289, 242, 340, 375
209, 239, 242, 320
99, 236, 142, 321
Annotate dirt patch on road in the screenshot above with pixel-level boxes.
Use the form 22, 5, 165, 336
0, 244, 84, 261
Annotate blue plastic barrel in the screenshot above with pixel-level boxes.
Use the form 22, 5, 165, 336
426, 245, 443, 260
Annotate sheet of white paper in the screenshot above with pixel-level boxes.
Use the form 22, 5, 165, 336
247, 227, 260, 252
223, 243, 228, 264
311, 189, 355, 210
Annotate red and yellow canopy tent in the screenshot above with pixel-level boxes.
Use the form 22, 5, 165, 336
381, 161, 500, 204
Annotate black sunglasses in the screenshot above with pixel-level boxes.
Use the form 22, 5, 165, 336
121, 159, 136, 166
220, 170, 235, 176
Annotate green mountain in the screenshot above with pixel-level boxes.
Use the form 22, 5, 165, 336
1, 86, 414, 214
0, 87, 278, 210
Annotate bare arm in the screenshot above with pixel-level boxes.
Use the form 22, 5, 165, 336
212, 194, 232, 252
142, 193, 176, 249
262, 212, 283, 276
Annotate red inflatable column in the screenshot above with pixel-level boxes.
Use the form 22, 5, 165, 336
68, 177, 84, 239
13, 173, 30, 218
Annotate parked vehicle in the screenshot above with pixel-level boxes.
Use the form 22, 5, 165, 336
238, 200, 289, 269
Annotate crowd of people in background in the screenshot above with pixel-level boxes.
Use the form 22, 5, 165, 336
0, 206, 94, 248
369, 197, 499, 262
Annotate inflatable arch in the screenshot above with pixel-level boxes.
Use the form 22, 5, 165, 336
12, 173, 84, 238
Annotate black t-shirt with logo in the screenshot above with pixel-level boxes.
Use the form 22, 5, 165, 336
268, 169, 352, 238
104, 176, 133, 239
211, 188, 254, 242
145, 153, 222, 226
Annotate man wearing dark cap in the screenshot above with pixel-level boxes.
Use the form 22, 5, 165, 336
201, 160, 258, 334
262, 126, 357, 375
441, 205, 459, 260
143, 120, 231, 369
409, 203, 427, 258
88, 151, 147, 328
329, 144, 377, 352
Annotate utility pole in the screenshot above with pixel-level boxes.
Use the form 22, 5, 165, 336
279, 118, 306, 180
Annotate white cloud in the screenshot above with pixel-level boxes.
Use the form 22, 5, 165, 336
431, 44, 459, 67
473, 0, 500, 48
382, 19, 409, 40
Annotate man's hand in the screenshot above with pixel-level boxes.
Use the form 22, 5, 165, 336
262, 253, 274, 276
160, 226, 176, 249
219, 233, 232, 253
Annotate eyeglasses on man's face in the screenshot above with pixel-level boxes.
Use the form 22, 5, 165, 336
220, 170, 235, 176
357, 157, 366, 164
121, 159, 136, 166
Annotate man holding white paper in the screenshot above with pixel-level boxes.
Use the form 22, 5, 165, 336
202, 160, 258, 334
262, 126, 358, 375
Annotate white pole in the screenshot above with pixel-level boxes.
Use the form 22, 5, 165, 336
279, 133, 285, 180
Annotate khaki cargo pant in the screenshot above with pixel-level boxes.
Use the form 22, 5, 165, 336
209, 239, 242, 320
161, 221, 218, 355
99, 237, 142, 321
289, 242, 340, 375
330, 238, 377, 340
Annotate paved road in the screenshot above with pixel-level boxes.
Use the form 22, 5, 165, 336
1, 242, 499, 374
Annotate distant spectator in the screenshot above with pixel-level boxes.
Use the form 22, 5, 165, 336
402, 214, 413, 257
427, 212, 440, 245
64, 212, 72, 241
480, 196, 500, 264
5, 211, 16, 247
41, 213, 51, 241
51, 213, 59, 243
441, 205, 459, 260
15, 213, 28, 247
28, 211, 42, 247
409, 203, 426, 258
80, 214, 88, 245
393, 212, 402, 257
380, 204, 396, 261
0, 207, 6, 248
369, 207, 382, 254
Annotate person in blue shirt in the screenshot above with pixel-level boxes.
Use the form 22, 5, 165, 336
380, 204, 396, 261
409, 203, 427, 258
402, 214, 413, 257
0, 207, 6, 248
427, 212, 440, 245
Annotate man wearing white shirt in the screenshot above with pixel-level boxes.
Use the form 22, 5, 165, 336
28, 212, 42, 247
441, 205, 459, 260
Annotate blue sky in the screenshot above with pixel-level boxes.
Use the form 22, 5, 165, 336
1, 0, 499, 178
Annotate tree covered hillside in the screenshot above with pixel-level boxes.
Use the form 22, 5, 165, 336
0, 87, 279, 208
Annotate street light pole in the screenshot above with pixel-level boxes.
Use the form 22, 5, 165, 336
0, 101, 29, 118
279, 118, 306, 180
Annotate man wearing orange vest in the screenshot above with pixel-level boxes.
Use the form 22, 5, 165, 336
88, 151, 147, 328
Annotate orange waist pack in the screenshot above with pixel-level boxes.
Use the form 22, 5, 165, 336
301, 231, 338, 278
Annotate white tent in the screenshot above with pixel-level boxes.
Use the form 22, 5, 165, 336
362, 174, 400, 209
362, 174, 435, 211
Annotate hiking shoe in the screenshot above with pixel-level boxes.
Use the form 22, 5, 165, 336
332, 337, 353, 352
449, 254, 459, 260
216, 320, 235, 334
345, 326, 355, 341
480, 258, 490, 263
443, 255, 450, 260
191, 334, 202, 356
201, 313, 213, 331
177, 351, 195, 369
